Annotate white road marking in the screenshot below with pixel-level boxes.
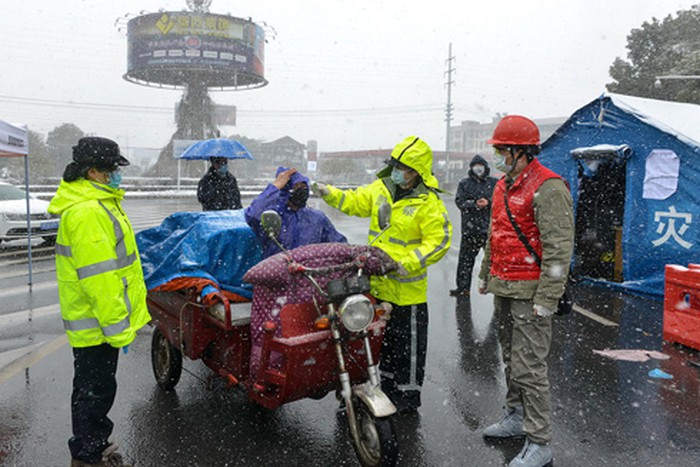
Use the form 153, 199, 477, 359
0, 334, 68, 384
0, 304, 61, 327
0, 280, 57, 297
573, 304, 619, 327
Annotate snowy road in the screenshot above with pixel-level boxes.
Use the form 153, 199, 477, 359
2, 195, 700, 466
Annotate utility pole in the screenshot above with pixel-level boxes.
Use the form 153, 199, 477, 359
444, 43, 455, 184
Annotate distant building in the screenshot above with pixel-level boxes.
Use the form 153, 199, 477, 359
450, 116, 567, 154
257, 136, 306, 171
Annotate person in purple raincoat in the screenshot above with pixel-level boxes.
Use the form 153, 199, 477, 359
244, 167, 347, 258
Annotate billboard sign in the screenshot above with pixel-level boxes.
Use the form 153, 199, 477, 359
125, 12, 266, 89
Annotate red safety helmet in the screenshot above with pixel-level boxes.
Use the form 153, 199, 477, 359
488, 115, 540, 146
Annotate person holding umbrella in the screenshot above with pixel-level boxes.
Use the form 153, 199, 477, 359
182, 138, 252, 211
197, 156, 242, 211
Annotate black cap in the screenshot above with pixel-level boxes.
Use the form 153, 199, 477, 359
72, 137, 130, 171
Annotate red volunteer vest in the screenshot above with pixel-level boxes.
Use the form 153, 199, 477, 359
489, 159, 562, 281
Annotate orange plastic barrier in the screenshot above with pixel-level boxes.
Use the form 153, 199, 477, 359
663, 264, 700, 350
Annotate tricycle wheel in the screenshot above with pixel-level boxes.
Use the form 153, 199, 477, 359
151, 328, 182, 390
350, 399, 398, 467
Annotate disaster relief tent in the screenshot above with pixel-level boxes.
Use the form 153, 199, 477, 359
538, 92, 700, 297
0, 119, 37, 284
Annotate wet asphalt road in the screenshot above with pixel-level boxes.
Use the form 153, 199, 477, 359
1, 196, 700, 466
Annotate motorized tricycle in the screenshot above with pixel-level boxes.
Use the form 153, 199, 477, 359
147, 205, 399, 466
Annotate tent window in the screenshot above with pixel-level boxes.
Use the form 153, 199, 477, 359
643, 149, 679, 200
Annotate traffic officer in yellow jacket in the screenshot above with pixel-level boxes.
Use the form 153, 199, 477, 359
315, 136, 452, 413
48, 137, 150, 467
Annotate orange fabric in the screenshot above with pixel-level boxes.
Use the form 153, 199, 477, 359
152, 277, 250, 305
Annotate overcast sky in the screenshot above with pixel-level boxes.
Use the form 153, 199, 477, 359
2, 0, 698, 156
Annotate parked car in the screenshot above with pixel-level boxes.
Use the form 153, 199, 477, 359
0, 182, 59, 245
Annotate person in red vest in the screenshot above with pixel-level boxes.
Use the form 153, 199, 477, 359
477, 115, 574, 467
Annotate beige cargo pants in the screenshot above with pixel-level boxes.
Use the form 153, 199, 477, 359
494, 295, 553, 444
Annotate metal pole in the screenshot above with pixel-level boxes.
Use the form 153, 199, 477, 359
445, 43, 455, 184
24, 153, 33, 287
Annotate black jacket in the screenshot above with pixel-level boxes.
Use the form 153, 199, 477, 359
455, 155, 497, 235
197, 168, 242, 211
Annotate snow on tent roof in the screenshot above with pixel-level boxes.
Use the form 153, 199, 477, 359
606, 92, 700, 147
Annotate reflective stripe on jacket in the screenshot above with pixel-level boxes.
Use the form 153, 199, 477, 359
48, 179, 150, 348
322, 178, 452, 306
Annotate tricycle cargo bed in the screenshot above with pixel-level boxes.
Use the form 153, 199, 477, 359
147, 290, 252, 370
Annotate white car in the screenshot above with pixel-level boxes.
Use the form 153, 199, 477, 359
0, 182, 59, 244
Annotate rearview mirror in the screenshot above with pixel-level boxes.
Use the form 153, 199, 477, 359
261, 210, 282, 239
377, 202, 391, 230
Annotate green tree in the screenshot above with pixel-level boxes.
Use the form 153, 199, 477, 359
46, 123, 85, 179
607, 5, 700, 104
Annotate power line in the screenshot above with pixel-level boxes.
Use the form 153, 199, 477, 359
0, 95, 444, 117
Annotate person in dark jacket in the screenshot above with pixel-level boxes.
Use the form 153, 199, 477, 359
451, 155, 497, 297
197, 157, 242, 211
245, 166, 347, 258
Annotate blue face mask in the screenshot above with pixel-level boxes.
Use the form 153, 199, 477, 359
390, 167, 407, 186
107, 170, 122, 189
218, 163, 228, 175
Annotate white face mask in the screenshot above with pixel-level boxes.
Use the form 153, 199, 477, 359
472, 165, 485, 177
493, 149, 519, 173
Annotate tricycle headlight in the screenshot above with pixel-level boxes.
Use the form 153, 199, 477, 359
339, 295, 374, 332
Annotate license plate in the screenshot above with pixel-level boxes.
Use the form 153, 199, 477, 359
40, 221, 59, 231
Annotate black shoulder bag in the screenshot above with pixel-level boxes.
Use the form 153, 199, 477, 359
502, 188, 573, 316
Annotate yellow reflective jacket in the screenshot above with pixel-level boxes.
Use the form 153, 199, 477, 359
322, 178, 451, 305
48, 179, 150, 348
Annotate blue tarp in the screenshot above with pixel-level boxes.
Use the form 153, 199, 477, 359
135, 210, 263, 299
539, 93, 700, 297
